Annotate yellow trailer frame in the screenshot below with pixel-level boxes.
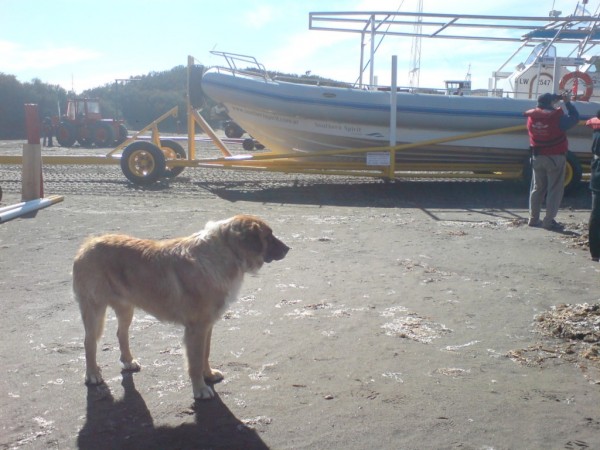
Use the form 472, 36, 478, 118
0, 101, 534, 183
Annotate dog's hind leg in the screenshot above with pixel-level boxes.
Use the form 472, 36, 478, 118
113, 303, 141, 373
79, 299, 108, 385
184, 323, 214, 400
203, 325, 224, 383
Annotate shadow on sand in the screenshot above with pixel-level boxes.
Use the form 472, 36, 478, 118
77, 372, 268, 450
197, 178, 591, 211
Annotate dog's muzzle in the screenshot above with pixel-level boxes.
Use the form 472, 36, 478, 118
265, 236, 290, 263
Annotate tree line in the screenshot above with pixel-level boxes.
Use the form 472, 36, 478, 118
0, 65, 211, 140
0, 65, 348, 140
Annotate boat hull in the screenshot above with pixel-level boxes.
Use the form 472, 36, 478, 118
201, 69, 599, 167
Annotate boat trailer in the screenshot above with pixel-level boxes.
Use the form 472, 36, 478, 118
0, 56, 585, 190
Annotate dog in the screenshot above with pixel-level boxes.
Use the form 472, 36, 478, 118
73, 215, 289, 400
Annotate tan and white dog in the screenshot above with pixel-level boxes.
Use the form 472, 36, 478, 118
73, 215, 289, 400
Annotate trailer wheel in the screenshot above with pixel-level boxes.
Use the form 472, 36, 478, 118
120, 141, 166, 185
56, 122, 77, 147
160, 139, 186, 178
93, 122, 115, 147
242, 138, 255, 151
564, 151, 583, 194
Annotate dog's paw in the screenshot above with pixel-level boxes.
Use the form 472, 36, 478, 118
85, 371, 104, 386
121, 359, 141, 372
193, 385, 215, 400
204, 368, 224, 383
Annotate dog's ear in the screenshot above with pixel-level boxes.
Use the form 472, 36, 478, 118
240, 222, 264, 254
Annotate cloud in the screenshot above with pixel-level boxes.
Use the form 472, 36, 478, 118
266, 29, 353, 69
242, 4, 277, 29
0, 40, 101, 72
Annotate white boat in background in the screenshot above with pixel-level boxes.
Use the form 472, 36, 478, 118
200, 6, 600, 187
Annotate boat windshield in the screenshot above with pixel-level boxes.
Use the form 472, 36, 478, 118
525, 43, 557, 65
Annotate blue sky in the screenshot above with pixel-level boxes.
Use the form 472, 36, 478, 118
1, 0, 593, 93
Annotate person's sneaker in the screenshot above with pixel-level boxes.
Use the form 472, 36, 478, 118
543, 220, 564, 231
528, 219, 542, 227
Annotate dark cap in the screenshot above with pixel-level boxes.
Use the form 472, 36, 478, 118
537, 93, 562, 108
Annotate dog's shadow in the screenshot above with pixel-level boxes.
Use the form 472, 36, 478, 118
77, 372, 269, 450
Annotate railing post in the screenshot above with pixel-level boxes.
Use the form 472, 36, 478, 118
389, 55, 398, 179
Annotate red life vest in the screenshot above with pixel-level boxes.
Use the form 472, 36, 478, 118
524, 107, 568, 155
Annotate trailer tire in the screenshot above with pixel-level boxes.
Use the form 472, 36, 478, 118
56, 122, 77, 147
564, 151, 583, 194
160, 139, 186, 178
242, 138, 255, 150
120, 141, 166, 185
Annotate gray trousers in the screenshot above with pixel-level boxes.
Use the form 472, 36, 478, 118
529, 154, 566, 226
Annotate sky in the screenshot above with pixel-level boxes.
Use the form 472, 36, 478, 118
1, 0, 595, 94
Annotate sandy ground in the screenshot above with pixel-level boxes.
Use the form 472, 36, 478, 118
1, 139, 599, 449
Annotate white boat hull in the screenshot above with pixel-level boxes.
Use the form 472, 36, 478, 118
201, 68, 600, 167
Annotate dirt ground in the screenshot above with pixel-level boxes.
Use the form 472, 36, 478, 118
1, 139, 599, 449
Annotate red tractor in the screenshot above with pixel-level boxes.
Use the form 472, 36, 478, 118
52, 98, 128, 148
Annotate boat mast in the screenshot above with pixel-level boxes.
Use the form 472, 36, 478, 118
409, 0, 424, 91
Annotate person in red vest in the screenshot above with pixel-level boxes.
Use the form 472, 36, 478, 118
585, 110, 600, 260
524, 92, 579, 230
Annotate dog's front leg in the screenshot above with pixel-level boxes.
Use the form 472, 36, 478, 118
184, 323, 214, 400
203, 325, 224, 383
115, 304, 141, 372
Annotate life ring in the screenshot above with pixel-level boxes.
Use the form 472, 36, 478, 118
559, 71, 594, 101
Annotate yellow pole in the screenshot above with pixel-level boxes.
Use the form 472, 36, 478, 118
107, 106, 178, 156
191, 109, 233, 157
245, 124, 528, 161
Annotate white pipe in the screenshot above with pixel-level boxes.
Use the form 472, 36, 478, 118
390, 55, 398, 146
553, 55, 560, 94
0, 201, 27, 214
370, 15, 375, 86
0, 195, 64, 224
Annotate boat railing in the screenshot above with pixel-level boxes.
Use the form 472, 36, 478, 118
209, 51, 270, 80
367, 84, 509, 97
209, 50, 523, 98
272, 74, 354, 88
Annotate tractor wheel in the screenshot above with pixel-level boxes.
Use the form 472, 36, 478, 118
160, 139, 187, 178
93, 122, 115, 147
115, 124, 128, 145
77, 137, 92, 147
120, 141, 166, 185
77, 127, 93, 147
55, 122, 77, 147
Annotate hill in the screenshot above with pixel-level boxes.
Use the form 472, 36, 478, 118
0, 66, 348, 140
